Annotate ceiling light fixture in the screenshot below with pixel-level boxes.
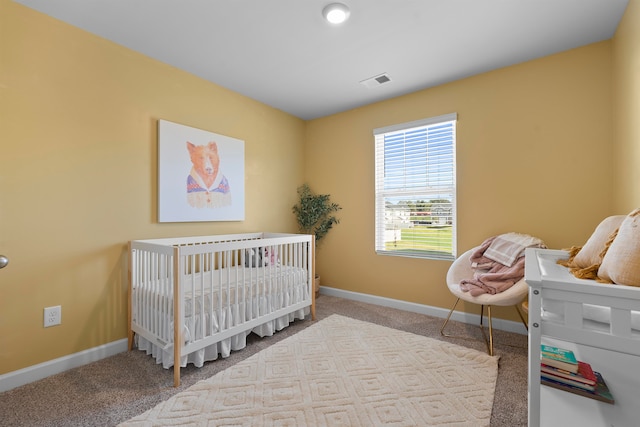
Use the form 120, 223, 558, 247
322, 3, 350, 24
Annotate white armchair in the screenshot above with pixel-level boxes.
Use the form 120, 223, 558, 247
440, 246, 529, 356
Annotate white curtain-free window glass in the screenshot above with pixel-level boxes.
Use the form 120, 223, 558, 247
374, 113, 457, 260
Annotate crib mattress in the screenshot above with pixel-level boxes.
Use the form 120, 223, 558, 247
133, 265, 307, 317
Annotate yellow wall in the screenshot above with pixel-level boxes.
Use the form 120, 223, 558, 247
0, 0, 305, 374
612, 0, 640, 212
305, 42, 614, 318
1, 0, 637, 377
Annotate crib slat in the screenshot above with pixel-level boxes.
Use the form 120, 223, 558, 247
173, 246, 181, 387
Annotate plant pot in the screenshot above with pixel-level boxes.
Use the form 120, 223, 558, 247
314, 274, 320, 296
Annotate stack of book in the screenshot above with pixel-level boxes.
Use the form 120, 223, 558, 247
540, 344, 615, 404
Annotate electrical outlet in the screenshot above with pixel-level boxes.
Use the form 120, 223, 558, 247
44, 306, 61, 327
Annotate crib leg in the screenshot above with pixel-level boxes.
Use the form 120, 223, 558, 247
174, 365, 180, 387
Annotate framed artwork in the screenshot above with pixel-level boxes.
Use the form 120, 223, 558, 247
158, 119, 245, 222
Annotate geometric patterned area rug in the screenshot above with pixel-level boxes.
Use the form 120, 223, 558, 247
119, 314, 499, 427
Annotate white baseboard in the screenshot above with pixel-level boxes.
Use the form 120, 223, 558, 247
319, 286, 528, 335
0, 338, 128, 393
1, 289, 525, 393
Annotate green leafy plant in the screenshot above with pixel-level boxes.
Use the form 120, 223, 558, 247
292, 184, 341, 245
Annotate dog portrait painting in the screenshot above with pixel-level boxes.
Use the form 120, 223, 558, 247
158, 119, 244, 222
186, 141, 231, 208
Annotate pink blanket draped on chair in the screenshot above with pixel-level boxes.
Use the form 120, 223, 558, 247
460, 233, 546, 296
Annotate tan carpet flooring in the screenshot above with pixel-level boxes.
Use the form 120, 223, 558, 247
0, 295, 528, 426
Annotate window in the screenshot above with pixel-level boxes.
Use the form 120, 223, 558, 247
374, 113, 457, 260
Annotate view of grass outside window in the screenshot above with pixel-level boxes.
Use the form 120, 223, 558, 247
374, 113, 457, 260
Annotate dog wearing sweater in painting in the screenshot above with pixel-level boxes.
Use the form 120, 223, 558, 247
186, 141, 231, 208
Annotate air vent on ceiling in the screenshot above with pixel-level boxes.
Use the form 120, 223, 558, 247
360, 73, 392, 88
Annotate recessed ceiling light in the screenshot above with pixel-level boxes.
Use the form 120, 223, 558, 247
322, 3, 350, 24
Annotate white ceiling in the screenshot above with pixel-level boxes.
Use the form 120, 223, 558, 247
15, 0, 629, 120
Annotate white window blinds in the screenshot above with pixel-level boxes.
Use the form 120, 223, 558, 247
374, 113, 457, 260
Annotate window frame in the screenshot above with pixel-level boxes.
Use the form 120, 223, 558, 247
374, 113, 457, 261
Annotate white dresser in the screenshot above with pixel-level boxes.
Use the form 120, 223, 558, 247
525, 248, 640, 427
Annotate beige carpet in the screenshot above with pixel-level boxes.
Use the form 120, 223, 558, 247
119, 314, 499, 427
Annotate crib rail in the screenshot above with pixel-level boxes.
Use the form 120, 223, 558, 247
128, 233, 314, 386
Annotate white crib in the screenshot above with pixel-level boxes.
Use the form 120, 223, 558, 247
128, 232, 315, 386
525, 248, 640, 427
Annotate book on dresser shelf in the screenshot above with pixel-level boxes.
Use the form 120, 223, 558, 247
540, 344, 579, 373
541, 361, 597, 387
541, 372, 595, 391
541, 371, 615, 404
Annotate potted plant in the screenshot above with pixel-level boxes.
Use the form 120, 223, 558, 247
292, 184, 341, 294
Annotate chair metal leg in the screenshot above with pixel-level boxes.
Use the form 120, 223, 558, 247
481, 304, 529, 356
441, 300, 526, 357
477, 305, 494, 356
442, 299, 494, 355
440, 297, 461, 337
488, 305, 494, 356
515, 303, 528, 331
